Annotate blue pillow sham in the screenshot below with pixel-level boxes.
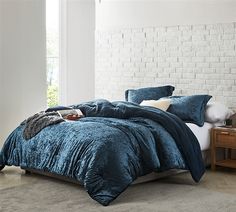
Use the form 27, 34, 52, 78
166, 95, 212, 126
125, 85, 175, 104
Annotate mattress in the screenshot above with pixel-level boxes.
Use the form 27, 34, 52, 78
186, 122, 223, 151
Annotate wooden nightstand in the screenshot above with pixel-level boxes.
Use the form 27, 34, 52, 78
211, 127, 236, 170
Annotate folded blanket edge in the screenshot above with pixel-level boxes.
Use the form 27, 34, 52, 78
0, 151, 5, 171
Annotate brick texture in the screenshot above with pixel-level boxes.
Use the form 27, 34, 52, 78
95, 23, 236, 109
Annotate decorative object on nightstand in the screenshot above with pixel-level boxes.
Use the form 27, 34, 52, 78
211, 126, 236, 170
226, 113, 236, 127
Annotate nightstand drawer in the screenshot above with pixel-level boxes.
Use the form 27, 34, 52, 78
215, 133, 236, 148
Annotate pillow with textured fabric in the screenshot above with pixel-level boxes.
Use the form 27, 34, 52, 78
125, 85, 175, 104
205, 102, 234, 123
167, 95, 212, 126
140, 99, 171, 111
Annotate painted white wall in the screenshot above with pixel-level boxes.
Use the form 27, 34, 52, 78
0, 0, 47, 146
96, 0, 236, 29
60, 0, 95, 105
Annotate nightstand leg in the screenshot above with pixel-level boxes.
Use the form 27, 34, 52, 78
211, 147, 216, 171
211, 130, 216, 171
211, 161, 216, 171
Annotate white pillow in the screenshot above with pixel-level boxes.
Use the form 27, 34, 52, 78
205, 102, 234, 123
140, 99, 171, 111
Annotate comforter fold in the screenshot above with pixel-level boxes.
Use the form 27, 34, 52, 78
0, 99, 205, 206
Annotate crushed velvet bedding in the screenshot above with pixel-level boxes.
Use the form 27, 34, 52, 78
0, 100, 205, 206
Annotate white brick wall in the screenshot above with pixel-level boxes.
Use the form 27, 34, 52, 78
95, 23, 236, 109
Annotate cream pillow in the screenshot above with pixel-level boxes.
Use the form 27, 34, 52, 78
140, 99, 171, 111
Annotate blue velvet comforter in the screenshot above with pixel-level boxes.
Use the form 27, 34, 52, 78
0, 100, 205, 206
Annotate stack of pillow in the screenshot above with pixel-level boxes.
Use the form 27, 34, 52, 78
125, 85, 233, 127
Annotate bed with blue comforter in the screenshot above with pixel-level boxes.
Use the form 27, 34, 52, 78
0, 99, 205, 206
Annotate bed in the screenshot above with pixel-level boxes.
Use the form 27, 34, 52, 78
0, 86, 233, 206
